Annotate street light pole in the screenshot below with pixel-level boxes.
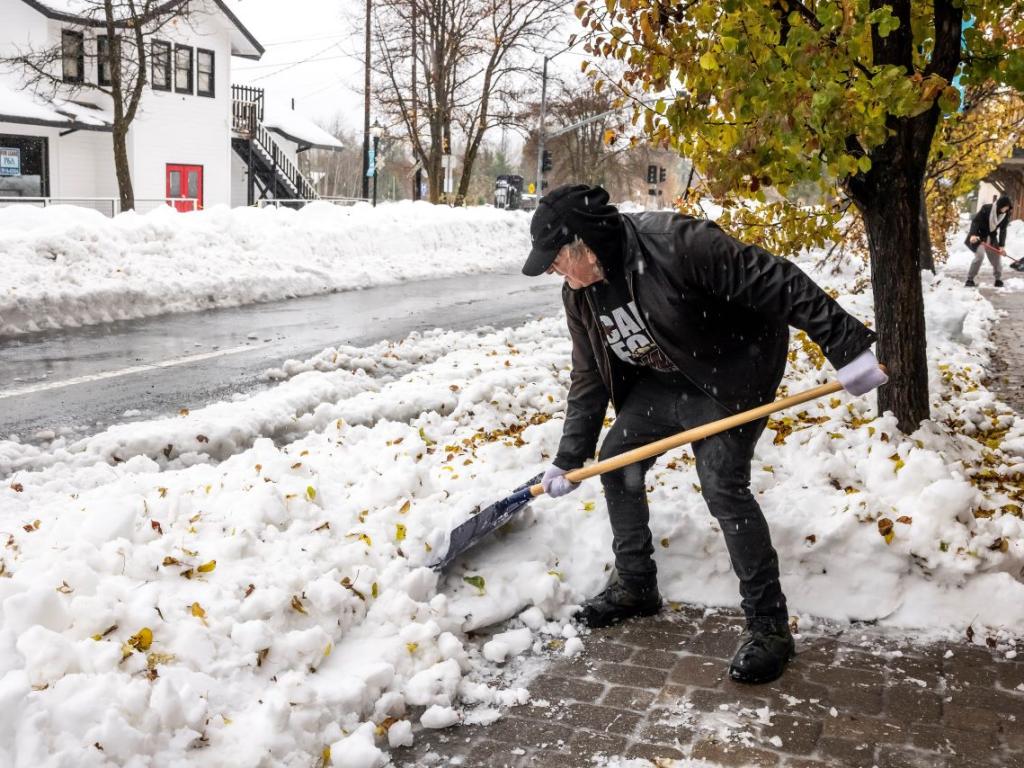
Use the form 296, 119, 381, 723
371, 119, 383, 208
372, 134, 379, 207
362, 0, 372, 200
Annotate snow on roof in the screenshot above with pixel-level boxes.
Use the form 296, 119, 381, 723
18, 0, 264, 59
0, 80, 112, 130
262, 103, 343, 151
53, 97, 111, 126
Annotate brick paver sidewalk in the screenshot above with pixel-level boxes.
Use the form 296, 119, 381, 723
979, 279, 1024, 414
392, 606, 1023, 768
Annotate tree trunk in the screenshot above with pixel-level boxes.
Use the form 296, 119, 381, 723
857, 178, 930, 433
846, 0, 961, 433
428, 146, 442, 202
112, 128, 134, 212
918, 189, 935, 273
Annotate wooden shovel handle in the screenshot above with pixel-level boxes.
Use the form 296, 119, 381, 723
529, 368, 885, 498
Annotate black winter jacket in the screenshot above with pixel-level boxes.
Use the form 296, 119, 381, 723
553, 212, 878, 470
965, 204, 1009, 250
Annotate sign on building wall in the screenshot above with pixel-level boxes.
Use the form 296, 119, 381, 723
0, 148, 21, 177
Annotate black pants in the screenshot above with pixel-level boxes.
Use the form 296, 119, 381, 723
599, 371, 788, 621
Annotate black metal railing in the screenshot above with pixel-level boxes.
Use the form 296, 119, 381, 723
231, 83, 319, 201
251, 124, 319, 200
231, 84, 264, 136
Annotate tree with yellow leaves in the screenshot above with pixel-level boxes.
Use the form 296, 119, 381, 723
575, 0, 1024, 431
924, 84, 1024, 267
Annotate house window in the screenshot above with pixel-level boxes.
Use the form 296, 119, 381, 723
0, 134, 49, 198
196, 49, 215, 98
97, 35, 113, 87
174, 44, 193, 94
151, 40, 171, 91
62, 30, 84, 83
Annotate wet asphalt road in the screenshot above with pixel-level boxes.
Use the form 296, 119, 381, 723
0, 272, 562, 444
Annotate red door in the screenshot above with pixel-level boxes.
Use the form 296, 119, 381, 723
166, 164, 203, 211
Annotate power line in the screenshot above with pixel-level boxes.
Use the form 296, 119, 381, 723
243, 42, 348, 82
238, 52, 350, 71
297, 80, 345, 99
262, 33, 347, 48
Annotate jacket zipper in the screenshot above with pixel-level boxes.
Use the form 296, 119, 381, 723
583, 288, 619, 410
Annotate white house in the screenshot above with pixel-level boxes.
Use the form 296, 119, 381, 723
0, 0, 342, 213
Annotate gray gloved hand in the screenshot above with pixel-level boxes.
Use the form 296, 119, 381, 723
837, 350, 888, 396
541, 465, 580, 498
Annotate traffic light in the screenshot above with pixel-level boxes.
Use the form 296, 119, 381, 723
541, 150, 553, 173
646, 164, 657, 184
659, 166, 667, 183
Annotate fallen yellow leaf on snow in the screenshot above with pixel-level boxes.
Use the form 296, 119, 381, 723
877, 518, 895, 544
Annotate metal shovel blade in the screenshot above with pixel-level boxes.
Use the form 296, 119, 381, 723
431, 473, 543, 572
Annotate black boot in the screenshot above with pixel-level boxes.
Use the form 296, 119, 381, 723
995, 279, 1004, 287
575, 579, 661, 629
729, 616, 795, 684
965, 279, 977, 287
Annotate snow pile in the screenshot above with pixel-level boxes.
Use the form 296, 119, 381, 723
0, 201, 530, 337
1, 247, 1023, 764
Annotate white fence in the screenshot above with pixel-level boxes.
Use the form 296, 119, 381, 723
255, 197, 368, 209
0, 197, 199, 216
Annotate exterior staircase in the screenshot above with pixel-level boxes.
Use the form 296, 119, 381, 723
231, 85, 319, 205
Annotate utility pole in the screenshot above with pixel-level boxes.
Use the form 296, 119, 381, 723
534, 55, 548, 201
362, 0, 371, 199
534, 40, 582, 200
411, 0, 420, 200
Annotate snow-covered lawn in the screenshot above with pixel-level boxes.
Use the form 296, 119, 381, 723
1, 227, 1023, 766
0, 201, 530, 338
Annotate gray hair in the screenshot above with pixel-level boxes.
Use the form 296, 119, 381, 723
564, 237, 592, 259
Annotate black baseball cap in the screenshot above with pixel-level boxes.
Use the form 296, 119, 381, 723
522, 184, 617, 276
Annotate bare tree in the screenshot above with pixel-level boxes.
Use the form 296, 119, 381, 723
524, 74, 684, 204
2, 0, 192, 211
371, 0, 564, 204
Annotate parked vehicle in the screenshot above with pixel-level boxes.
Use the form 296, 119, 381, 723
494, 174, 524, 210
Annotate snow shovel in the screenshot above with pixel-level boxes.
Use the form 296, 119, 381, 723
981, 242, 1024, 272
431, 372, 873, 571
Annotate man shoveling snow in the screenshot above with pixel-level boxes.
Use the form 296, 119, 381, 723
522, 184, 888, 684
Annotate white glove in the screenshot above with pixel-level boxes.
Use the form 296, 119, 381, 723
837, 350, 888, 396
541, 465, 580, 498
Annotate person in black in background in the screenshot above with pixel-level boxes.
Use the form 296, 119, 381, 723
522, 184, 887, 684
965, 195, 1013, 287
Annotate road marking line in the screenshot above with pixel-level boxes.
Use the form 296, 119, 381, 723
0, 344, 257, 400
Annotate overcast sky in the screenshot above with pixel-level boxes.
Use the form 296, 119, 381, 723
227, 0, 584, 140
228, 0, 365, 130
